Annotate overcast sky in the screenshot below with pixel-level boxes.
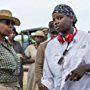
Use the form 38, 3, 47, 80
0, 0, 90, 32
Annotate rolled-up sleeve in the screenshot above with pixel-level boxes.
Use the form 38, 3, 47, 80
25, 46, 31, 57
41, 47, 54, 90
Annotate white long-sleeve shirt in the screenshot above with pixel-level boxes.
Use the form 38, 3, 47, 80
42, 30, 90, 90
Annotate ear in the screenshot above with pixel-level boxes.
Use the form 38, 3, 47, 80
70, 16, 74, 23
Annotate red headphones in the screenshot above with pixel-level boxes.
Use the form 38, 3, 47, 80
57, 27, 77, 44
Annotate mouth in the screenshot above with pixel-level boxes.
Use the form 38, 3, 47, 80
55, 26, 60, 31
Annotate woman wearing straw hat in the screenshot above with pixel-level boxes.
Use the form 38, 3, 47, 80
0, 9, 21, 90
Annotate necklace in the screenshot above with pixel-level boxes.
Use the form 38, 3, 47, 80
58, 27, 78, 65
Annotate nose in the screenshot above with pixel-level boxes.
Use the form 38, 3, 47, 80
8, 22, 13, 29
54, 19, 59, 27
54, 18, 59, 24
8, 25, 13, 33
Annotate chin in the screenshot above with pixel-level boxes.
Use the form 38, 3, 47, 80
5, 34, 10, 37
60, 30, 67, 34
57, 29, 64, 33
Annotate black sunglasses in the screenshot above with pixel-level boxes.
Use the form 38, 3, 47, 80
0, 19, 15, 26
58, 49, 68, 64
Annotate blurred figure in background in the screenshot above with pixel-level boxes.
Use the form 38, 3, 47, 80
25, 30, 45, 90
0, 9, 21, 90
48, 21, 58, 39
42, 28, 49, 41
8, 27, 25, 90
35, 21, 58, 90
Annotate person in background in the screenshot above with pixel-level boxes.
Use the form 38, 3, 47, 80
35, 21, 58, 90
42, 4, 90, 90
25, 30, 45, 90
8, 27, 25, 90
0, 9, 21, 90
48, 21, 58, 39
42, 28, 49, 41
8, 27, 24, 57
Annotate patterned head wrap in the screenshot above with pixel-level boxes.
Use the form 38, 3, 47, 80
52, 4, 77, 26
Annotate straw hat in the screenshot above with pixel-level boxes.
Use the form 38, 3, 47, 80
31, 31, 45, 38
0, 9, 20, 26
35, 30, 45, 37
42, 28, 49, 32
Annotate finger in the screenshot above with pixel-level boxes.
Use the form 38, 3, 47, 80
65, 75, 70, 81
65, 73, 72, 81
72, 74, 78, 81
69, 72, 76, 81
75, 74, 82, 81
71, 73, 81, 81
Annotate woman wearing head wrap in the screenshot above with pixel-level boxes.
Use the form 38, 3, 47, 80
42, 4, 90, 90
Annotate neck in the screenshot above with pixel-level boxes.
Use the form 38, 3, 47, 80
8, 38, 14, 43
61, 27, 74, 36
35, 43, 40, 49
0, 34, 5, 43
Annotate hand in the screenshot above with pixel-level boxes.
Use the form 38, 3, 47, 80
0, 23, 12, 36
38, 86, 44, 90
65, 65, 86, 81
38, 83, 48, 90
42, 86, 49, 90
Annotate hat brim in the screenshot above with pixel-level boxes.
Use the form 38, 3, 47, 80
30, 35, 45, 40
0, 15, 20, 26
31, 35, 45, 37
